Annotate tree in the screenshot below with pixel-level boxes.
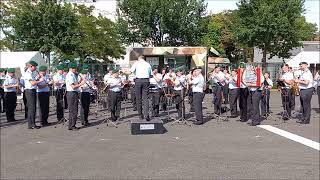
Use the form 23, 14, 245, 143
294, 16, 318, 41
117, 0, 207, 46
201, 11, 243, 63
236, 0, 305, 68
74, 4, 125, 62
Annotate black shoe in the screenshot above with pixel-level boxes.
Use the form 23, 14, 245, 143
145, 116, 150, 121
68, 127, 79, 131
133, 108, 137, 111
282, 116, 289, 121
29, 126, 41, 129
296, 120, 303, 123
227, 115, 238, 118
82, 122, 91, 126
41, 122, 52, 127
7, 119, 17, 122
250, 121, 260, 126
194, 121, 203, 125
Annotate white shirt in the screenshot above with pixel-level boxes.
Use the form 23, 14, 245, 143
37, 74, 50, 92
314, 72, 320, 87
53, 73, 66, 89
150, 73, 162, 89
212, 71, 225, 85
130, 60, 152, 78
106, 76, 122, 92
128, 74, 136, 85
281, 72, 294, 89
3, 75, 17, 92
66, 72, 79, 92
103, 73, 112, 83
299, 69, 313, 89
191, 75, 205, 93
263, 78, 273, 89
174, 76, 186, 91
23, 69, 38, 90
79, 77, 91, 93
228, 75, 239, 89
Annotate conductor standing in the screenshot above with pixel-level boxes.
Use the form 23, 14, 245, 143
128, 55, 152, 121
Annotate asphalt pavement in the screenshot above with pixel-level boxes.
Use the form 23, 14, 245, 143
1, 91, 319, 179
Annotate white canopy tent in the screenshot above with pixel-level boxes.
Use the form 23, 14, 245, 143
0, 51, 46, 77
286, 51, 320, 69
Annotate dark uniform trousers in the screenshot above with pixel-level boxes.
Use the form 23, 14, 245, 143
67, 91, 78, 129
108, 91, 121, 121
23, 92, 28, 119
222, 84, 229, 103
130, 85, 136, 110
174, 90, 183, 118
212, 84, 223, 114
0, 88, 5, 112
299, 88, 313, 124
239, 88, 249, 121
80, 92, 91, 124
134, 78, 150, 118
188, 88, 194, 111
149, 89, 160, 117
160, 87, 168, 111
247, 90, 262, 124
25, 89, 37, 128
38, 92, 50, 125
4, 92, 17, 121
261, 89, 271, 116
229, 88, 240, 116
64, 90, 68, 109
55, 89, 64, 120
281, 88, 292, 117
193, 92, 204, 123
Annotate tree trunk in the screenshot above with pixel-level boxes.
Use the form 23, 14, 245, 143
262, 47, 267, 70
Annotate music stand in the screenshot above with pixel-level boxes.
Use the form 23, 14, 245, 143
171, 87, 192, 126
96, 88, 118, 129
277, 80, 290, 123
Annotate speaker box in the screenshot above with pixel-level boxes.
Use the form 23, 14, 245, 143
131, 118, 165, 135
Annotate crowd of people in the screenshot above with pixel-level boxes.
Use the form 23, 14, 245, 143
0, 56, 319, 130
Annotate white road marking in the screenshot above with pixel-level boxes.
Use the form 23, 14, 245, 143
258, 125, 320, 151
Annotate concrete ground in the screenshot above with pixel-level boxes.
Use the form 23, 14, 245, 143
1, 92, 319, 179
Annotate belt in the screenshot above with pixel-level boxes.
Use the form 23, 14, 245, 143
300, 88, 313, 91
136, 78, 149, 79
193, 92, 203, 94
109, 90, 121, 93
4, 91, 16, 93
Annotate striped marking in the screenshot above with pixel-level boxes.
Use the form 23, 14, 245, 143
258, 125, 320, 151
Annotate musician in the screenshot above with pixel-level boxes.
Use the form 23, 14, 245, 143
103, 68, 113, 110
314, 70, 320, 109
295, 62, 314, 124
278, 64, 294, 120
23, 60, 42, 129
261, 72, 273, 117
227, 68, 239, 118
79, 69, 92, 126
211, 65, 226, 115
289, 67, 296, 110
242, 65, 264, 126
3, 68, 18, 122
223, 68, 230, 103
66, 62, 85, 131
19, 74, 28, 119
106, 68, 123, 122
0, 68, 5, 113
36, 66, 51, 126
128, 73, 137, 111
53, 65, 65, 121
82, 64, 92, 80
173, 68, 186, 119
149, 66, 162, 117
127, 55, 152, 121
188, 67, 205, 125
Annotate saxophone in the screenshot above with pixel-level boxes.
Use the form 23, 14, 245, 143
292, 73, 300, 96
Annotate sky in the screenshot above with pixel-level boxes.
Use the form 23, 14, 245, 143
85, 0, 319, 29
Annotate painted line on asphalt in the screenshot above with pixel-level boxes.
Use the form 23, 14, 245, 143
258, 125, 320, 151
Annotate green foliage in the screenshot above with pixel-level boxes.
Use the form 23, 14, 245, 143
236, 0, 306, 67
1, 0, 125, 64
294, 16, 318, 41
117, 0, 207, 46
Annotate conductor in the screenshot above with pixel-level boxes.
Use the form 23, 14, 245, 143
127, 55, 152, 121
